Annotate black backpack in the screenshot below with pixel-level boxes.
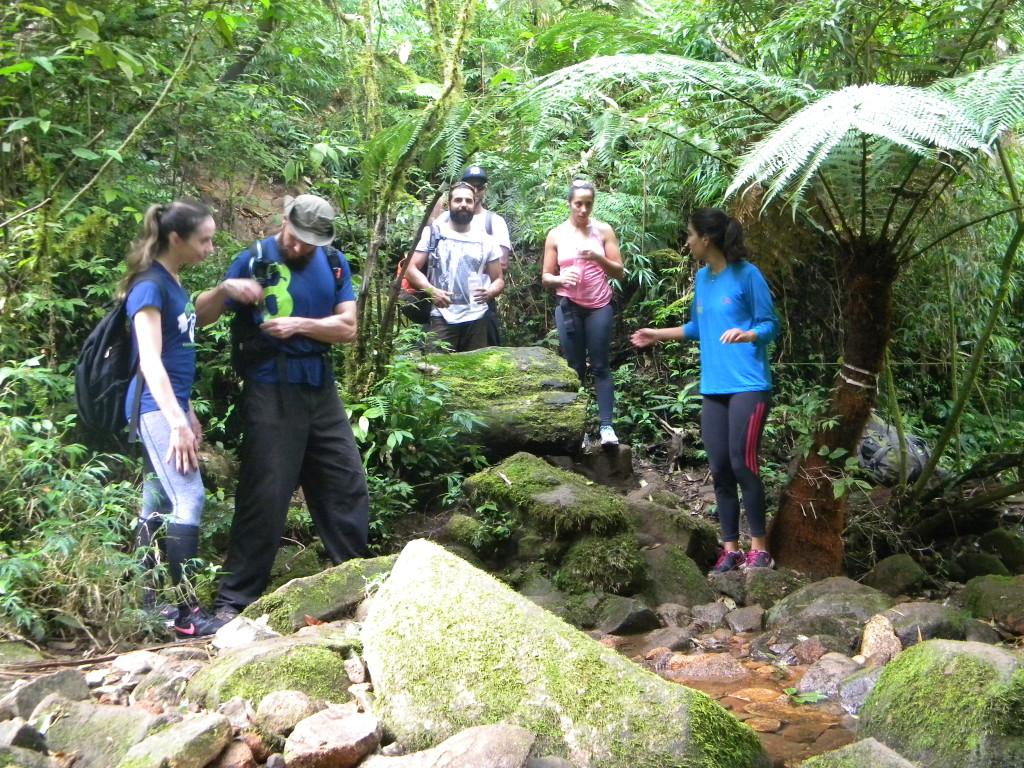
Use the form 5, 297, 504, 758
74, 271, 165, 437
229, 241, 347, 376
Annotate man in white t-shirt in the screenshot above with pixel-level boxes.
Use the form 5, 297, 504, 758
406, 182, 505, 352
434, 166, 512, 345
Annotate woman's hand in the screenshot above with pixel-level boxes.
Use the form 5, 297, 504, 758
167, 420, 200, 474
720, 328, 756, 344
221, 278, 264, 305
631, 328, 659, 348
559, 265, 582, 287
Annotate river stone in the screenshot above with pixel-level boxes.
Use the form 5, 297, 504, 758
257, 690, 324, 736
837, 666, 885, 715
185, 627, 359, 708
116, 712, 232, 768
362, 540, 769, 768
360, 724, 536, 768
135, 660, 206, 708
426, 347, 588, 459
643, 544, 717, 607
957, 553, 1011, 579
32, 694, 171, 768
863, 554, 928, 597
0, 717, 47, 752
744, 568, 809, 610
243, 554, 398, 634
284, 708, 380, 768
625, 501, 718, 575
978, 529, 1024, 574
767, 577, 895, 627
956, 574, 1024, 634
0, 641, 44, 665
726, 605, 765, 634
859, 614, 902, 663
800, 737, 918, 767
0, 745, 58, 768
860, 639, 1024, 767
797, 653, 862, 697
881, 601, 968, 647
0, 669, 90, 719
592, 594, 660, 635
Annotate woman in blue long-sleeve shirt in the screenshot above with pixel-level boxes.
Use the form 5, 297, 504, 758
632, 208, 779, 575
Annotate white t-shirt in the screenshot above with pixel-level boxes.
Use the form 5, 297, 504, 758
435, 209, 511, 252
414, 223, 502, 324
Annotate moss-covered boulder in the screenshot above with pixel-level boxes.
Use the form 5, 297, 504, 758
956, 574, 1024, 634
860, 640, 1024, 768
466, 453, 629, 539
426, 346, 588, 459
643, 544, 717, 607
0, 745, 58, 768
978, 529, 1024, 575
116, 713, 232, 768
624, 499, 719, 569
185, 627, 359, 709
554, 533, 648, 595
244, 555, 398, 634
800, 738, 917, 767
956, 552, 1011, 579
863, 554, 928, 597
766, 577, 894, 627
362, 539, 769, 768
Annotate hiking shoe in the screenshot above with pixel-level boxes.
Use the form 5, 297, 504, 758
599, 426, 619, 446
742, 550, 776, 570
174, 607, 230, 638
214, 607, 241, 624
709, 549, 745, 575
144, 601, 177, 623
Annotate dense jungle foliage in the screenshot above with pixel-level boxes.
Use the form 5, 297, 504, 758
2, 0, 1023, 645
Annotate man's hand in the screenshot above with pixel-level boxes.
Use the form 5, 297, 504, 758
261, 317, 306, 339
222, 278, 265, 305
430, 288, 454, 308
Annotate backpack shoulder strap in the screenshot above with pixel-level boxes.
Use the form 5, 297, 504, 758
324, 245, 344, 292
125, 268, 169, 443
485, 211, 493, 236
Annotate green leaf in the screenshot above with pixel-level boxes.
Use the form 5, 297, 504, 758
5, 117, 38, 133
102, 148, 123, 162
73, 23, 100, 42
38, 120, 51, 134
0, 62, 35, 77
72, 147, 100, 161
90, 42, 116, 69
31, 57, 55, 75
24, 5, 55, 18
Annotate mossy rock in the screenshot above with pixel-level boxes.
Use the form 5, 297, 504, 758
743, 568, 809, 610
116, 713, 232, 768
0, 641, 44, 665
956, 552, 1011, 579
185, 628, 359, 708
643, 544, 717, 607
978, 529, 1024, 574
554, 533, 648, 595
265, 545, 329, 595
860, 640, 1024, 768
624, 499, 719, 566
0, 745, 58, 768
244, 554, 398, 634
863, 554, 928, 597
362, 540, 769, 768
800, 737, 917, 767
426, 346, 588, 459
465, 452, 629, 539
957, 574, 1024, 634
766, 577, 894, 627
440, 514, 482, 548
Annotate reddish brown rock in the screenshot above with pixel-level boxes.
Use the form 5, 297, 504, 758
284, 709, 380, 768
212, 740, 257, 768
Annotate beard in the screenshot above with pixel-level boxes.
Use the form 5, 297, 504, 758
449, 208, 473, 226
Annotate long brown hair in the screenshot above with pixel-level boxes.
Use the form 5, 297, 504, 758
118, 200, 210, 297
690, 208, 748, 264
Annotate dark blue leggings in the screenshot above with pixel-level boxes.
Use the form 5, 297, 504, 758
701, 391, 772, 542
555, 299, 614, 427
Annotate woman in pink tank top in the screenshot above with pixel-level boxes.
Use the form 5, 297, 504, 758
542, 179, 625, 446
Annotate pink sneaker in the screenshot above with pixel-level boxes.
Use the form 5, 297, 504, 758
709, 549, 745, 575
742, 550, 775, 570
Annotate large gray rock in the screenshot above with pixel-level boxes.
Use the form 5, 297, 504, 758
283, 708, 380, 768
360, 724, 536, 768
243, 555, 398, 634
0, 669, 90, 719
797, 653, 862, 697
860, 640, 1024, 767
185, 626, 360, 708
0, 717, 47, 752
838, 666, 885, 716
257, 690, 324, 736
956, 575, 1024, 634
800, 737, 918, 767
362, 540, 768, 768
863, 554, 928, 597
881, 601, 969, 647
116, 713, 232, 768
134, 660, 206, 708
31, 694, 171, 768
978, 529, 1024, 574
427, 347, 588, 459
0, 745, 58, 768
766, 577, 894, 649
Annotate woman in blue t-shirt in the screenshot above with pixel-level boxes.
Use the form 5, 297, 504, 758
632, 208, 779, 575
122, 200, 225, 636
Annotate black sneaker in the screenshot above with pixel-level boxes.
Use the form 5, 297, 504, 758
215, 607, 241, 624
742, 550, 776, 570
709, 549, 745, 575
144, 601, 177, 625
174, 607, 229, 638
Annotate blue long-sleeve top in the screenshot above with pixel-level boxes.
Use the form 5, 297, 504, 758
682, 260, 778, 395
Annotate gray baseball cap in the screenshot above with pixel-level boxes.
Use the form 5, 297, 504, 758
284, 194, 336, 246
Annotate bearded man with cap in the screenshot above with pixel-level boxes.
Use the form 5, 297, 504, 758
196, 193, 370, 617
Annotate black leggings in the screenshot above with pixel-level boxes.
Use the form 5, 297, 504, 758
701, 391, 772, 543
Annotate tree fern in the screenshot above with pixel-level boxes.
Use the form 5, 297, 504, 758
930, 53, 1024, 142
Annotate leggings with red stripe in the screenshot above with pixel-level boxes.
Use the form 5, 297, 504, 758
701, 390, 772, 542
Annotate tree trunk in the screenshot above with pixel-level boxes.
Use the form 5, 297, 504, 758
768, 243, 897, 576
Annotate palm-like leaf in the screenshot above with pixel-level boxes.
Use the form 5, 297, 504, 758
930, 54, 1024, 143
726, 84, 984, 206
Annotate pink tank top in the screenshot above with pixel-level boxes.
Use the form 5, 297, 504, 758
555, 224, 613, 309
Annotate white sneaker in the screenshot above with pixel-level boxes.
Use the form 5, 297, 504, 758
599, 426, 619, 446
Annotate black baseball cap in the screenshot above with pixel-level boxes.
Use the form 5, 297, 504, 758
462, 165, 488, 183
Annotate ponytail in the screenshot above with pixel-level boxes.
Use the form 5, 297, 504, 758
689, 208, 748, 264
119, 200, 210, 297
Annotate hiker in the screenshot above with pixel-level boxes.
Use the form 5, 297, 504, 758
195, 194, 371, 617
542, 179, 625, 447
124, 200, 226, 637
631, 208, 779, 574
433, 166, 513, 345
404, 182, 505, 352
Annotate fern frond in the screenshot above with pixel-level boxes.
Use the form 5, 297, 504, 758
930, 54, 1024, 143
726, 84, 983, 206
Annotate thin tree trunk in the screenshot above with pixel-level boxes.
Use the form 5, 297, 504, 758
768, 244, 896, 575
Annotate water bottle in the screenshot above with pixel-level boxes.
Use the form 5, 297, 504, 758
466, 272, 483, 303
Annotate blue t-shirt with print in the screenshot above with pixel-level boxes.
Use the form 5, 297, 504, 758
682, 260, 779, 395
125, 263, 197, 418
224, 236, 355, 386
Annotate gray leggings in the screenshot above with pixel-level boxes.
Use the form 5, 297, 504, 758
138, 410, 205, 527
